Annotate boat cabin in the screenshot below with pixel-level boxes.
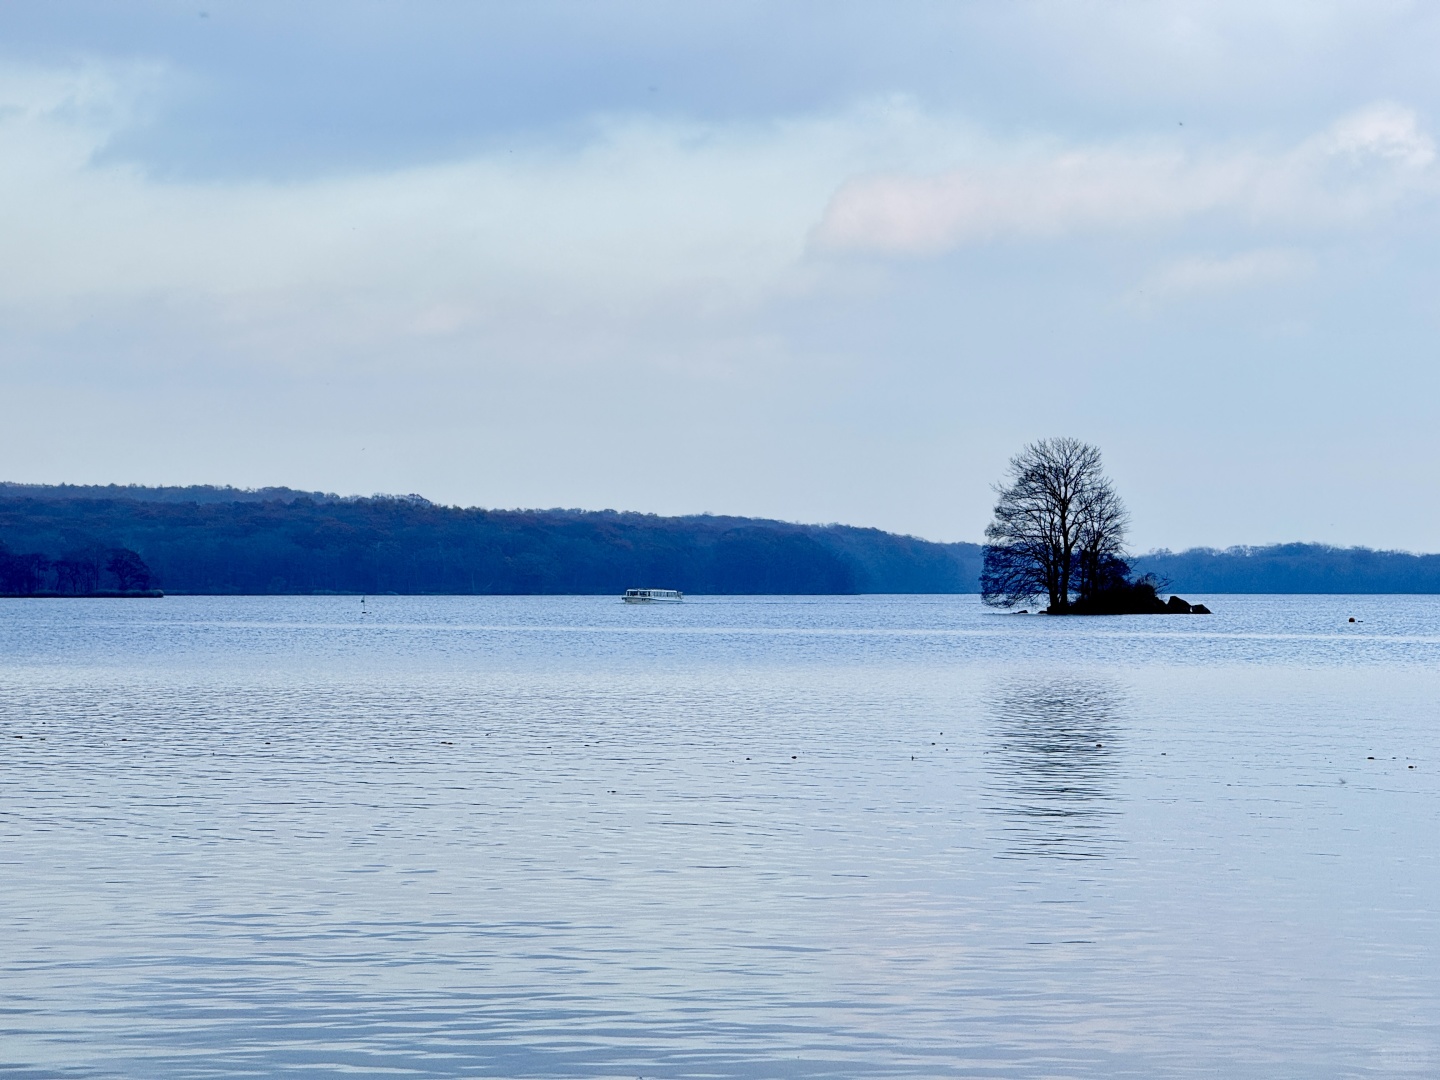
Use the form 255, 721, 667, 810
622, 588, 683, 603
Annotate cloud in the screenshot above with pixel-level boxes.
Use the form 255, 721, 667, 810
1138, 248, 1314, 299
0, 62, 881, 363
3, 58, 1437, 382
0, 70, 1000, 379
813, 104, 1437, 255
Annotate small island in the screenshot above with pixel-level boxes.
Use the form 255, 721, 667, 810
981, 437, 1210, 615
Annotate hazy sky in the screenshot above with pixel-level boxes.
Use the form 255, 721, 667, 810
3, 1, 1439, 550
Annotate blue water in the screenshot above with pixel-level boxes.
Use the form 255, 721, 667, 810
1, 595, 1436, 1078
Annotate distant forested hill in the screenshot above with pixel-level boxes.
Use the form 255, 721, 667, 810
1134, 544, 1440, 594
0, 485, 982, 595
6, 485, 1436, 595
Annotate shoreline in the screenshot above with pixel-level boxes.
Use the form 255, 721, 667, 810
0, 590, 164, 599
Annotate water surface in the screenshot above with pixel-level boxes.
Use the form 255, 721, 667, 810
1, 595, 1436, 1077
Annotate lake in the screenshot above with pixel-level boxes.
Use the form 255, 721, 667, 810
1, 594, 1436, 1078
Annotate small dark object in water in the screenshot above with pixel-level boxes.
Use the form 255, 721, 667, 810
1368, 756, 1375, 760
1349, 617, 1356, 623
1409, 765, 1416, 769
1095, 742, 1103, 748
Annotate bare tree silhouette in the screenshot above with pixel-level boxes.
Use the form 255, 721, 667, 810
981, 438, 1130, 612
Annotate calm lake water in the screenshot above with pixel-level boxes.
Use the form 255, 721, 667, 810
1, 594, 1436, 1078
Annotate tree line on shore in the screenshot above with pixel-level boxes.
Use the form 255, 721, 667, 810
0, 489, 980, 595
1131, 544, 1440, 593
0, 542, 153, 595
2, 481, 1437, 597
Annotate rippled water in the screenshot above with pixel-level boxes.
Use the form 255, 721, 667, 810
1, 594, 1436, 1078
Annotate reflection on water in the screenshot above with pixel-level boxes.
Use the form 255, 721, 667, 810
984, 676, 1125, 859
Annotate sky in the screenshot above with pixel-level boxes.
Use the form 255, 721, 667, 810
3, 1, 1440, 551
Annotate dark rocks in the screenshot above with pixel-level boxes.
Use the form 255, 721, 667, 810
1059, 584, 1213, 615
1165, 595, 1212, 614
1065, 578, 1167, 614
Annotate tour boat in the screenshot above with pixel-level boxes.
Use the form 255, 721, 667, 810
622, 588, 683, 603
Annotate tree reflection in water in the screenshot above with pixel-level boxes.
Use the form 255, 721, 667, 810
984, 677, 1126, 859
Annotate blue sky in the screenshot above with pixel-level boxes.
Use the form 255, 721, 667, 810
3, 1, 1439, 549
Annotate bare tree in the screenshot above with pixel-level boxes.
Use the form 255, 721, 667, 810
53, 558, 84, 594
0, 551, 49, 595
60, 545, 105, 594
106, 548, 153, 592
980, 437, 1129, 612
1071, 472, 1130, 602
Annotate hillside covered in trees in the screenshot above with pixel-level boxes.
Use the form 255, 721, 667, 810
0, 485, 981, 595
1133, 544, 1440, 594
4, 485, 1438, 596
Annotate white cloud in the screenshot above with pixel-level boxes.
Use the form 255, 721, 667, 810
813, 103, 1437, 255
1138, 248, 1314, 299
0, 64, 879, 358
3, 59, 1437, 382
0, 73, 1009, 380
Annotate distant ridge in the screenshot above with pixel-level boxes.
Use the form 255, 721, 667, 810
1134, 544, 1440, 595
4, 485, 1437, 595
0, 484, 981, 595
0, 482, 349, 505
